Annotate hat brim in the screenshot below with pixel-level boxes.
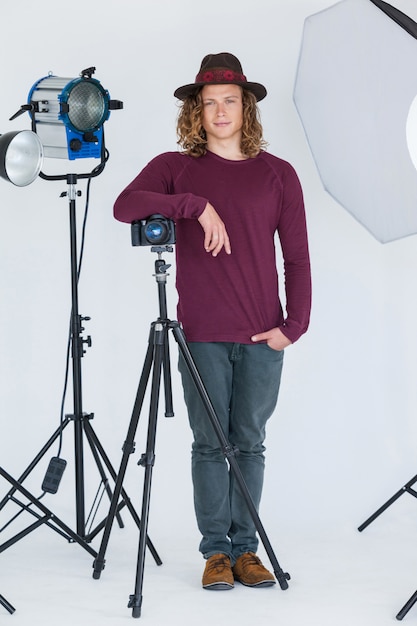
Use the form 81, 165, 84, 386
174, 81, 267, 102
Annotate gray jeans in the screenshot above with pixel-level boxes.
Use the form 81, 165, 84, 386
178, 341, 284, 563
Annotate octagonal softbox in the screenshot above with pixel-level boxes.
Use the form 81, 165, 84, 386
293, 0, 417, 243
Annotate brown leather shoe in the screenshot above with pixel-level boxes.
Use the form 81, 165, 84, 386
202, 554, 234, 590
232, 552, 276, 587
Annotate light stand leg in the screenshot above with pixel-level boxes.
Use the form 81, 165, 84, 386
81, 420, 125, 536
0, 416, 72, 512
358, 474, 417, 532
0, 466, 97, 557
396, 590, 417, 620
0, 594, 15, 615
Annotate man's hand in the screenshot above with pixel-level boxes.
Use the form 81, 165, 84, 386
251, 327, 292, 351
198, 203, 231, 257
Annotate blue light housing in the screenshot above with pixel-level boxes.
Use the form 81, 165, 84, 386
26, 69, 118, 161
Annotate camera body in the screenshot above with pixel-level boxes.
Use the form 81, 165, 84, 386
131, 214, 176, 247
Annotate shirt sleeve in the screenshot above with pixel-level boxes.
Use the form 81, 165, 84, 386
277, 163, 312, 343
113, 153, 208, 223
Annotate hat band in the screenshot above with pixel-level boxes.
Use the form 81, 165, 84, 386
195, 68, 247, 84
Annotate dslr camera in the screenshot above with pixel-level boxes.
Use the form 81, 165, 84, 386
131, 214, 176, 247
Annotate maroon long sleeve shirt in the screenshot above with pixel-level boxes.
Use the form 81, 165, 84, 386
114, 150, 311, 344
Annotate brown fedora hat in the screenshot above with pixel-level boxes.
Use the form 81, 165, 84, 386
174, 52, 267, 102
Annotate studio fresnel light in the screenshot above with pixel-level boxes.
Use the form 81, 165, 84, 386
10, 66, 122, 161
0, 66, 122, 186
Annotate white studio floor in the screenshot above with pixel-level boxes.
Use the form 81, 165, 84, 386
1, 488, 417, 626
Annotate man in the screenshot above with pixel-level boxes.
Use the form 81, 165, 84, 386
114, 52, 311, 590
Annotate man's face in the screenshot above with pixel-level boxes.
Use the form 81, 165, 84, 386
201, 84, 243, 144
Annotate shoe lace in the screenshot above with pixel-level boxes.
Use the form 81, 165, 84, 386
208, 556, 230, 573
240, 553, 262, 570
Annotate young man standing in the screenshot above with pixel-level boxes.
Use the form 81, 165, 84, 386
114, 52, 311, 590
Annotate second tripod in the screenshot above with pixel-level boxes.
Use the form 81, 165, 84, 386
92, 245, 290, 619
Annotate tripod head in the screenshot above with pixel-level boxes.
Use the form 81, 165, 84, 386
151, 245, 173, 284
151, 245, 174, 256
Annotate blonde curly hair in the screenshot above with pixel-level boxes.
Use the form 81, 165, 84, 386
176, 88, 267, 159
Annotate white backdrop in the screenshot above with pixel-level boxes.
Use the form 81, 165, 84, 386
1, 1, 417, 620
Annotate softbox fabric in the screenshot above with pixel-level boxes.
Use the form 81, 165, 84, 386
293, 0, 417, 243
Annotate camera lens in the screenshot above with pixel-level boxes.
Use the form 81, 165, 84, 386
144, 219, 169, 244
130, 215, 175, 247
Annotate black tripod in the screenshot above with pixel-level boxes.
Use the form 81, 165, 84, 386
92, 245, 290, 619
0, 171, 159, 565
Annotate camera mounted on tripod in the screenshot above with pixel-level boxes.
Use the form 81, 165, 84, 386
131, 214, 176, 247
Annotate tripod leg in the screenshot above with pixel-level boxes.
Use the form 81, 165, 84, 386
171, 322, 290, 590
92, 325, 162, 579
129, 323, 166, 618
162, 338, 174, 418
0, 594, 15, 614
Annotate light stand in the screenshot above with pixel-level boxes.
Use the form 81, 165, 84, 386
358, 474, 417, 621
293, 4, 417, 619
91, 244, 290, 619
0, 158, 161, 567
